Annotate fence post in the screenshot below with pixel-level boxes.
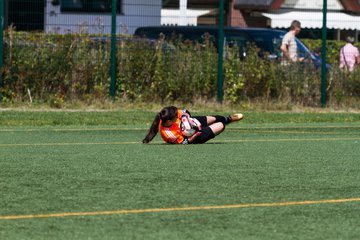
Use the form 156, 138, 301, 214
217, 0, 224, 103
110, 0, 117, 99
0, 0, 4, 102
321, 0, 327, 107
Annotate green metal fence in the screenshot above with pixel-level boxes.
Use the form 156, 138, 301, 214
1, 0, 360, 108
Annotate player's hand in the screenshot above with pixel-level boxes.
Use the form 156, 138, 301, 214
187, 131, 202, 143
182, 109, 191, 117
194, 131, 202, 137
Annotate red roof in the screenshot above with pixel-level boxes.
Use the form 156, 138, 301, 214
340, 0, 360, 12
234, 0, 284, 10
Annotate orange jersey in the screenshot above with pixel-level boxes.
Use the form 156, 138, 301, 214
159, 110, 185, 144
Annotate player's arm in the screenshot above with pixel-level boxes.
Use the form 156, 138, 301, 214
280, 43, 290, 60
187, 133, 198, 143
181, 132, 201, 144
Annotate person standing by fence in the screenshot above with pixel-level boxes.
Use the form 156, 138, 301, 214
280, 20, 304, 64
339, 36, 360, 72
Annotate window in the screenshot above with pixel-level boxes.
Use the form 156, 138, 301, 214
61, 0, 122, 13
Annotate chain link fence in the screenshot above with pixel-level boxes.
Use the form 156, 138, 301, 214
1, 0, 360, 108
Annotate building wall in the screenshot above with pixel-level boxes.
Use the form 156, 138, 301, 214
161, 9, 211, 26
44, 0, 161, 34
228, 0, 247, 27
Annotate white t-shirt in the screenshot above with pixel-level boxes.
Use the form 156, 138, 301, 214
282, 32, 298, 63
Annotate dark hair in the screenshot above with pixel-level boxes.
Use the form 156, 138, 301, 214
142, 106, 178, 143
290, 20, 301, 30
346, 36, 355, 44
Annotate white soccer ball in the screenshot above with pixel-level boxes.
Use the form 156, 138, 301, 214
179, 115, 201, 137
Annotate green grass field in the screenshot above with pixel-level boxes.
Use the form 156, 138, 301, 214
1, 111, 360, 239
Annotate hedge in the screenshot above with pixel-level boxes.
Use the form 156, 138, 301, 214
1, 30, 360, 108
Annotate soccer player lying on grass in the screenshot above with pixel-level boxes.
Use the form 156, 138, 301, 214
142, 106, 244, 144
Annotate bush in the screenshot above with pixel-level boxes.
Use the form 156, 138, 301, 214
1, 31, 360, 109
1, 30, 110, 104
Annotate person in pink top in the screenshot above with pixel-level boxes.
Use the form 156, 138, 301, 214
339, 36, 360, 72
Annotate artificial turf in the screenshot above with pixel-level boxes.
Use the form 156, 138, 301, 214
0, 111, 360, 239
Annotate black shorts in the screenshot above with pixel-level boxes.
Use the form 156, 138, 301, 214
189, 116, 215, 144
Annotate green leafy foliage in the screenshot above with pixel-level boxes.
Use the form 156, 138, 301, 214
302, 39, 360, 66
1, 32, 360, 108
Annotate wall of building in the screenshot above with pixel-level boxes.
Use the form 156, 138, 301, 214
44, 0, 161, 34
